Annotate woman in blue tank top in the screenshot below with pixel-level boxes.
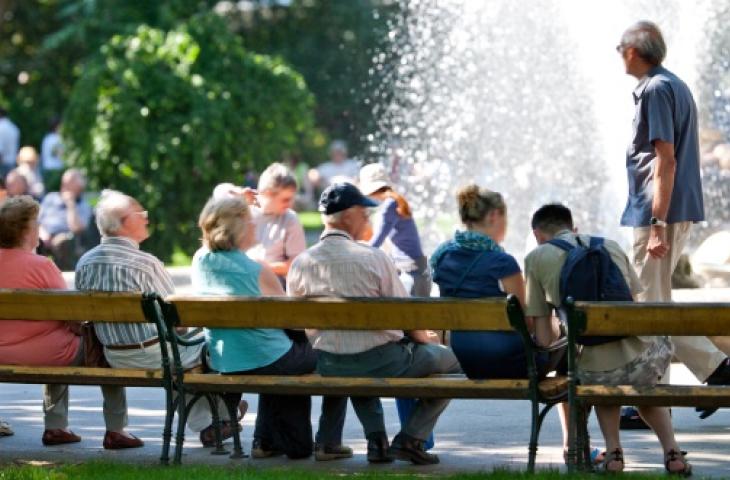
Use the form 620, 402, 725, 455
431, 185, 536, 379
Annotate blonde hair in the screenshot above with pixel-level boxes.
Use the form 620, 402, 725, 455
198, 197, 251, 252
257, 162, 297, 193
16, 146, 39, 167
0, 195, 39, 248
456, 184, 506, 225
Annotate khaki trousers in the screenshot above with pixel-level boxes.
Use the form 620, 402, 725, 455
44, 339, 128, 431
633, 222, 726, 382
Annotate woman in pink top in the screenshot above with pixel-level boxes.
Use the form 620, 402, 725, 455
0, 196, 132, 448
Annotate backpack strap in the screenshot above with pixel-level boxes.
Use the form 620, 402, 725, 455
547, 238, 575, 252
589, 236, 604, 248
453, 251, 489, 292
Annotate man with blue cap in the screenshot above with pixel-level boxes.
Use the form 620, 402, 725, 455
287, 183, 460, 466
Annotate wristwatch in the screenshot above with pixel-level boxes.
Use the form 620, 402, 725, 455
650, 217, 668, 228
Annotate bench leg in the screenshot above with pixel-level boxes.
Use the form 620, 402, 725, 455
224, 394, 246, 459
173, 392, 198, 465
528, 401, 555, 473
160, 391, 178, 465
205, 393, 229, 456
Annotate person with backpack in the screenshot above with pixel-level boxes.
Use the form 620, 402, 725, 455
524, 203, 690, 475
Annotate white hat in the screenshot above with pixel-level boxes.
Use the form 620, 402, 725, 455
358, 163, 390, 195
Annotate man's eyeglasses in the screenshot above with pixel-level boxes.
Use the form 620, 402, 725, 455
616, 44, 626, 54
122, 210, 148, 221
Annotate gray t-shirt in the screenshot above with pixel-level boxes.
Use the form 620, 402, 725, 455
247, 208, 306, 265
621, 65, 705, 227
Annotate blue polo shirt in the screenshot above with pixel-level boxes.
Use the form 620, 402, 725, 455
621, 65, 705, 227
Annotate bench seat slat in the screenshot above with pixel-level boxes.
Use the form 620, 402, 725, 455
0, 290, 147, 323
181, 373, 566, 399
576, 302, 730, 336
0, 365, 163, 387
167, 296, 511, 331
577, 385, 730, 407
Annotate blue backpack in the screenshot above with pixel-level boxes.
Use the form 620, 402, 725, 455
548, 236, 632, 346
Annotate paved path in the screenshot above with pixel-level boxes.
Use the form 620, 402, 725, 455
4, 275, 727, 475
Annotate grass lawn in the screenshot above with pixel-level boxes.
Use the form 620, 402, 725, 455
0, 463, 678, 480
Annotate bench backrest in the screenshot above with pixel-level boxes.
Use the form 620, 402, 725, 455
163, 295, 518, 331
570, 300, 730, 336
0, 289, 149, 323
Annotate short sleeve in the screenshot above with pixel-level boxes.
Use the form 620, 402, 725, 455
284, 212, 307, 259
496, 253, 521, 279
644, 82, 675, 145
523, 252, 552, 317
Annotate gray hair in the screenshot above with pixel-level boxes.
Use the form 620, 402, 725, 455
321, 211, 344, 225
620, 21, 666, 66
257, 162, 297, 192
95, 189, 135, 236
62, 168, 86, 186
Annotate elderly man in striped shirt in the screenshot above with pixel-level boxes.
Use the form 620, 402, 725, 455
75, 189, 236, 448
288, 183, 461, 466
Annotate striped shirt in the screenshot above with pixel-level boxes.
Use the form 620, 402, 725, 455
287, 229, 407, 354
75, 236, 175, 346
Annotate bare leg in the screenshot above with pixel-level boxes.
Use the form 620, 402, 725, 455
594, 405, 623, 472
557, 402, 569, 450
636, 406, 686, 473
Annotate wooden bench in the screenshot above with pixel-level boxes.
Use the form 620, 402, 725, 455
562, 299, 730, 471
0, 290, 174, 463
155, 294, 568, 469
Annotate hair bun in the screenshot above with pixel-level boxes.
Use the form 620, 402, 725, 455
456, 184, 505, 224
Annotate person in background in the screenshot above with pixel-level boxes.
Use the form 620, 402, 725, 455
0, 108, 19, 179
359, 162, 435, 450
4, 169, 29, 198
41, 117, 65, 192
0, 195, 133, 449
15, 146, 45, 199
192, 196, 350, 461
38, 169, 93, 270
308, 140, 359, 192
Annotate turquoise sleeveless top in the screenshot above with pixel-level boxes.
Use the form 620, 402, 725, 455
191, 248, 292, 373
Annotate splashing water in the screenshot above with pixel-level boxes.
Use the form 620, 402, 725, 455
370, 0, 730, 257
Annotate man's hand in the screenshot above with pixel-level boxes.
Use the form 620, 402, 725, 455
60, 190, 76, 207
647, 225, 670, 259
408, 329, 442, 344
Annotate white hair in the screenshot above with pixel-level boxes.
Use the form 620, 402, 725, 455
95, 189, 135, 236
321, 211, 344, 225
621, 21, 666, 66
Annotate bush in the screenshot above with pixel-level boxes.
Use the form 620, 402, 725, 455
63, 13, 318, 260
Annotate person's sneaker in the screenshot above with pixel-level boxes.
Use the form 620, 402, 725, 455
619, 406, 650, 430
0, 420, 13, 437
314, 443, 353, 461
42, 429, 81, 446
366, 432, 394, 463
251, 437, 284, 459
387, 432, 439, 465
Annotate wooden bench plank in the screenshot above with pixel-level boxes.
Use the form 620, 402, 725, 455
0, 290, 148, 323
182, 373, 544, 399
167, 296, 512, 330
0, 365, 163, 387
576, 302, 730, 336
577, 385, 730, 407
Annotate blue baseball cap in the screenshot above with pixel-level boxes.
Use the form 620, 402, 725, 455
318, 182, 378, 215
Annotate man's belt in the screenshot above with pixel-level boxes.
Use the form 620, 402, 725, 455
106, 337, 160, 351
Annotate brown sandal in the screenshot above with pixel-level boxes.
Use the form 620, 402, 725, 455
600, 448, 624, 473
665, 449, 692, 477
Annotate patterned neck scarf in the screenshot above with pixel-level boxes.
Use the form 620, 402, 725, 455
430, 229, 503, 268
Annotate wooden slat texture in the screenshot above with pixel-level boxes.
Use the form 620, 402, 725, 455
183, 373, 531, 398
576, 302, 730, 336
0, 365, 163, 387
577, 385, 730, 407
0, 289, 147, 323
167, 296, 511, 330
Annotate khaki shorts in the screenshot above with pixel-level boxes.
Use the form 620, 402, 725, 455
578, 336, 673, 387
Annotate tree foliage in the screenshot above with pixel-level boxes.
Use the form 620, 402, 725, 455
63, 13, 317, 259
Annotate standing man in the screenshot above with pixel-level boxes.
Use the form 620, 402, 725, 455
618, 20, 730, 424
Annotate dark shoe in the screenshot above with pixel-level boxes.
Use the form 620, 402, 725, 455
697, 360, 730, 419
199, 421, 241, 447
103, 431, 144, 450
387, 433, 439, 465
314, 443, 353, 461
665, 449, 692, 476
42, 429, 81, 446
619, 406, 650, 430
251, 437, 284, 459
366, 432, 394, 463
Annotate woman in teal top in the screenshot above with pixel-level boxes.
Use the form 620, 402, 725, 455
192, 196, 350, 461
